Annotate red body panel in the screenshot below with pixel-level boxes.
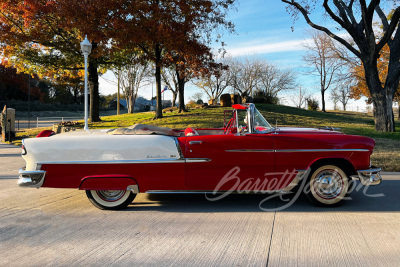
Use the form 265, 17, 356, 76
184, 134, 276, 190
41, 163, 186, 191
79, 175, 137, 190
273, 131, 374, 172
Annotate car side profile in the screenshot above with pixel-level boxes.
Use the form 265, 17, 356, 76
18, 103, 382, 210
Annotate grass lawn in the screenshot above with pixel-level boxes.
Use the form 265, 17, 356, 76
10, 104, 400, 171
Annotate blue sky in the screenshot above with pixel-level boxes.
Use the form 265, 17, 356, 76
99, 0, 369, 111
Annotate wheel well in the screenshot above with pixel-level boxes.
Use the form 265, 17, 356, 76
309, 158, 357, 177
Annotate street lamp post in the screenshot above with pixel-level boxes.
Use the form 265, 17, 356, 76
80, 35, 92, 131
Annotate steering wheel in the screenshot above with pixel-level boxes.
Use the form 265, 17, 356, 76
224, 118, 235, 134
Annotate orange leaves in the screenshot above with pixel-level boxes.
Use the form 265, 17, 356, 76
350, 44, 399, 101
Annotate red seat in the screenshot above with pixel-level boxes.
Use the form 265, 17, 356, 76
184, 127, 199, 136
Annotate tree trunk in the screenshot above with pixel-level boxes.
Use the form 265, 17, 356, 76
176, 70, 187, 113
364, 60, 395, 132
398, 101, 400, 121
321, 87, 326, 112
88, 55, 101, 122
154, 43, 163, 119
126, 91, 133, 113
372, 95, 394, 131
172, 91, 177, 108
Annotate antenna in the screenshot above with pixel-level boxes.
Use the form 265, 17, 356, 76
275, 119, 278, 129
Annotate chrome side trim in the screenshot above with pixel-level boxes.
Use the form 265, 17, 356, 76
281, 169, 308, 192
127, 185, 140, 193
37, 159, 186, 165
352, 167, 382, 186
226, 149, 368, 153
186, 158, 212, 163
18, 168, 46, 188
36, 158, 212, 164
226, 149, 274, 153
275, 149, 369, 153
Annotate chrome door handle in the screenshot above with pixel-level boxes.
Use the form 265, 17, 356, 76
189, 141, 203, 145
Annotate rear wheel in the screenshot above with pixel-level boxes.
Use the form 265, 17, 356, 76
305, 164, 349, 206
86, 190, 136, 210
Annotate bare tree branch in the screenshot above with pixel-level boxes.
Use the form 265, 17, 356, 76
282, 0, 361, 57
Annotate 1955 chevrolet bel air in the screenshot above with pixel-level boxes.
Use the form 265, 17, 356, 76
18, 103, 382, 210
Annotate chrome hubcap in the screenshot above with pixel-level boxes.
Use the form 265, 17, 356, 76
96, 190, 126, 202
314, 171, 343, 199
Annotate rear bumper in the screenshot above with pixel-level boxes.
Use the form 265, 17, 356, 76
353, 167, 382, 186
18, 168, 46, 188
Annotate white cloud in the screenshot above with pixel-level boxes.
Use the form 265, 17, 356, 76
226, 39, 309, 56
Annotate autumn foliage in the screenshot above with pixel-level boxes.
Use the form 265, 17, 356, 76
350, 45, 400, 103
0, 0, 235, 119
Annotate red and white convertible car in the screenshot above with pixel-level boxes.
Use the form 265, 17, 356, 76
18, 103, 381, 209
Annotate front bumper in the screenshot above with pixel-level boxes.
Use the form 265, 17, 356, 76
353, 167, 382, 186
18, 168, 46, 188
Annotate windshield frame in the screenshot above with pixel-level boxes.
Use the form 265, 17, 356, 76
247, 104, 274, 133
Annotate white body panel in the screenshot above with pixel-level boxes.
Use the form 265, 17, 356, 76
23, 130, 180, 171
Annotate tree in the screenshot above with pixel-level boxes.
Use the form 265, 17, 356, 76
257, 63, 296, 97
162, 67, 179, 107
0, 0, 120, 122
291, 86, 309, 108
332, 83, 351, 111
113, 55, 151, 113
349, 44, 400, 118
195, 58, 231, 101
229, 56, 261, 98
190, 92, 204, 104
331, 89, 340, 110
105, 0, 235, 118
303, 30, 344, 112
282, 0, 400, 131
228, 56, 296, 100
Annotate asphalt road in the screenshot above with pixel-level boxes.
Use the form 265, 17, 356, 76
1, 143, 399, 266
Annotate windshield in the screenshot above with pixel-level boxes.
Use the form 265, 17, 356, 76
252, 107, 273, 132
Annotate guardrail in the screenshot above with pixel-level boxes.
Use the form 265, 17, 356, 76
15, 117, 82, 130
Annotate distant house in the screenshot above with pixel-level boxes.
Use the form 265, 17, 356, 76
108, 97, 172, 112
108, 99, 128, 110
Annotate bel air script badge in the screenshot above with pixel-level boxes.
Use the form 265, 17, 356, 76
146, 155, 177, 159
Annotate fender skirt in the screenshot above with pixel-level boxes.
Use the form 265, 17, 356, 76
79, 175, 139, 192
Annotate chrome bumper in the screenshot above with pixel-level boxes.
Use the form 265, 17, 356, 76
18, 168, 46, 188
353, 167, 382, 186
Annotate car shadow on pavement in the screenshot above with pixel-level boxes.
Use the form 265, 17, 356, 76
125, 180, 400, 213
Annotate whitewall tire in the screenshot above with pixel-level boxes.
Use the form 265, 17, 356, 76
86, 190, 136, 210
305, 164, 349, 206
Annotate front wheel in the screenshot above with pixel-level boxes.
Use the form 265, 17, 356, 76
86, 190, 136, 210
304, 164, 350, 206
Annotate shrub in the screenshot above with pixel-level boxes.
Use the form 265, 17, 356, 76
220, 94, 232, 107
306, 97, 319, 111
252, 90, 279, 104
186, 100, 197, 108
